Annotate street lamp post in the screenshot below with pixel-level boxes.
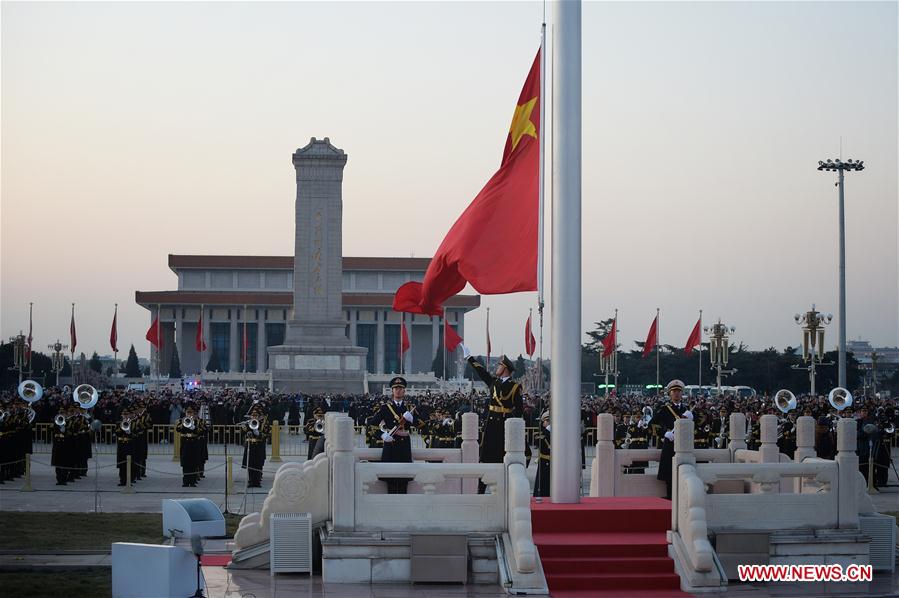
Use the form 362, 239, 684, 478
48, 340, 68, 387
817, 158, 864, 388
599, 347, 618, 399
704, 319, 736, 393
8, 332, 27, 384
792, 305, 833, 396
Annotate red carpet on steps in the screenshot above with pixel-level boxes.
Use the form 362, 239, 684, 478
531, 497, 687, 597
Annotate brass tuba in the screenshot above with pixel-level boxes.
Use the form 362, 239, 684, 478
828, 387, 853, 411
18, 380, 44, 403
74, 384, 99, 409
182, 416, 195, 430
774, 389, 797, 413
55, 414, 67, 428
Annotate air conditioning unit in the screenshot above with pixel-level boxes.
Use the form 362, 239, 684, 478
270, 513, 312, 575
859, 513, 896, 573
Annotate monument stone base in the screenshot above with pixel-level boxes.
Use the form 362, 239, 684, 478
268, 342, 367, 394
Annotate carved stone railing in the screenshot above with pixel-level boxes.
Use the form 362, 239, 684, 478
503, 418, 537, 574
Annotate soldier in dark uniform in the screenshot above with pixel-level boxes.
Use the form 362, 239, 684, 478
624, 412, 649, 474
534, 410, 551, 497
197, 413, 208, 479
242, 403, 271, 488
649, 379, 690, 499
0, 405, 13, 483
375, 376, 419, 494
778, 413, 797, 459
710, 407, 728, 448
304, 407, 325, 461
116, 407, 135, 486
365, 407, 386, 449
461, 346, 526, 494
51, 405, 71, 485
176, 406, 202, 487
131, 402, 149, 481
432, 409, 457, 449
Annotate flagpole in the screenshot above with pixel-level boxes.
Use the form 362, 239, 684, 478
200, 304, 205, 382
613, 309, 619, 395
27, 302, 33, 378
114, 304, 118, 378
537, 21, 547, 395
550, 0, 582, 503
486, 308, 491, 369
698, 309, 703, 389
243, 304, 248, 389
400, 313, 404, 376
655, 308, 660, 391
70, 303, 75, 385
157, 303, 162, 391
442, 316, 447, 391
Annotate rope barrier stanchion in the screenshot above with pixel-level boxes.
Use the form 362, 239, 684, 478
172, 428, 181, 462
20, 454, 34, 492
122, 455, 135, 494
270, 420, 282, 462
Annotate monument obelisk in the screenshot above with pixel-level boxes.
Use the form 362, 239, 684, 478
269, 138, 367, 393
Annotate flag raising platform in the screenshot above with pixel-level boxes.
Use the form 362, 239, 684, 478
531, 497, 686, 596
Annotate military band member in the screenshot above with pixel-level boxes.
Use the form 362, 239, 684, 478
649, 379, 691, 500
710, 408, 728, 448
534, 410, 551, 497
51, 405, 71, 485
116, 408, 135, 486
461, 345, 526, 494
376, 376, 419, 494
432, 409, 457, 449
623, 411, 649, 474
304, 407, 325, 461
778, 413, 796, 459
241, 403, 271, 488
176, 406, 202, 487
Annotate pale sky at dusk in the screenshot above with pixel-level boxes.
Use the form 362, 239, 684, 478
2, 1, 897, 361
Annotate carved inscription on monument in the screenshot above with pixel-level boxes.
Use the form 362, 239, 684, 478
312, 208, 323, 296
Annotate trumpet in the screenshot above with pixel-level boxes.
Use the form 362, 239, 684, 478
55, 414, 68, 428
314, 419, 325, 434
120, 418, 131, 434
182, 416, 195, 430
241, 417, 261, 434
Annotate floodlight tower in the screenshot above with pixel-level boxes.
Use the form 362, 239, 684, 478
817, 157, 864, 388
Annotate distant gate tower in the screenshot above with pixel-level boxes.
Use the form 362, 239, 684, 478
268, 138, 368, 393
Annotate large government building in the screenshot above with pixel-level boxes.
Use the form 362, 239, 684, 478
135, 254, 480, 386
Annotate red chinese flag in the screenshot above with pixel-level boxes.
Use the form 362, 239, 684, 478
393, 49, 540, 315
642, 315, 658, 359
400, 322, 411, 355
444, 319, 463, 352
602, 318, 617, 358
524, 313, 536, 357
146, 317, 161, 349
110, 309, 118, 353
684, 317, 702, 355
195, 317, 207, 352
70, 307, 77, 354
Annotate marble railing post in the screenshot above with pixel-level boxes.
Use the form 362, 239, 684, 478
332, 415, 355, 531
759, 415, 779, 463
504, 418, 526, 467
590, 414, 615, 497
461, 412, 479, 493
728, 413, 747, 454
793, 416, 816, 493
672, 418, 696, 533
835, 418, 859, 528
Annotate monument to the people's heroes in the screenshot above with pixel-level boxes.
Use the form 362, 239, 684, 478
268, 138, 367, 393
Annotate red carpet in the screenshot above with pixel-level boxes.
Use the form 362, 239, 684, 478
199, 554, 232, 567
532, 497, 686, 596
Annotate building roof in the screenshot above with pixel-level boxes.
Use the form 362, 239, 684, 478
134, 290, 480, 310
167, 255, 432, 272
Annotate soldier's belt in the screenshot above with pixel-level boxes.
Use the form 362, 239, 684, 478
489, 406, 512, 414
538, 453, 551, 461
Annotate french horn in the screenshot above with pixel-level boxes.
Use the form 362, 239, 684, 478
74, 384, 99, 409
18, 380, 43, 403
828, 387, 853, 411
774, 389, 797, 414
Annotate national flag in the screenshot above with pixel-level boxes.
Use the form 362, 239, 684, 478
110, 306, 119, 353
602, 317, 617, 358
146, 316, 161, 349
393, 49, 541, 315
444, 318, 463, 352
195, 316, 207, 352
26, 305, 33, 365
684, 316, 702, 355
524, 312, 536, 357
642, 315, 658, 359
69, 305, 77, 354
400, 322, 411, 355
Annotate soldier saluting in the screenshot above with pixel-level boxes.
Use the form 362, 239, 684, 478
461, 345, 526, 494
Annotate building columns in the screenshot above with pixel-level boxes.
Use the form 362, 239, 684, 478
257, 312, 266, 372
229, 310, 239, 373
376, 317, 385, 374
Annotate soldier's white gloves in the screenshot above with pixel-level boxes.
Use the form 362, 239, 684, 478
545, 425, 551, 433
461, 344, 471, 359
403, 411, 414, 423
382, 432, 394, 443
683, 410, 694, 420
664, 430, 675, 442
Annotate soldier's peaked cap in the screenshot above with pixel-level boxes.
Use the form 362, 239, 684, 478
389, 376, 407, 388
666, 379, 685, 393
499, 355, 515, 373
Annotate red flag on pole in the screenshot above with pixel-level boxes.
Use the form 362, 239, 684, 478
26, 304, 33, 365
602, 317, 617, 358
684, 316, 702, 355
110, 306, 119, 353
70, 304, 77, 354
400, 322, 411, 355
393, 50, 541, 316
146, 316, 161, 348
486, 309, 492, 365
444, 319, 463, 352
642, 315, 658, 359
195, 316, 207, 352
525, 312, 536, 357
